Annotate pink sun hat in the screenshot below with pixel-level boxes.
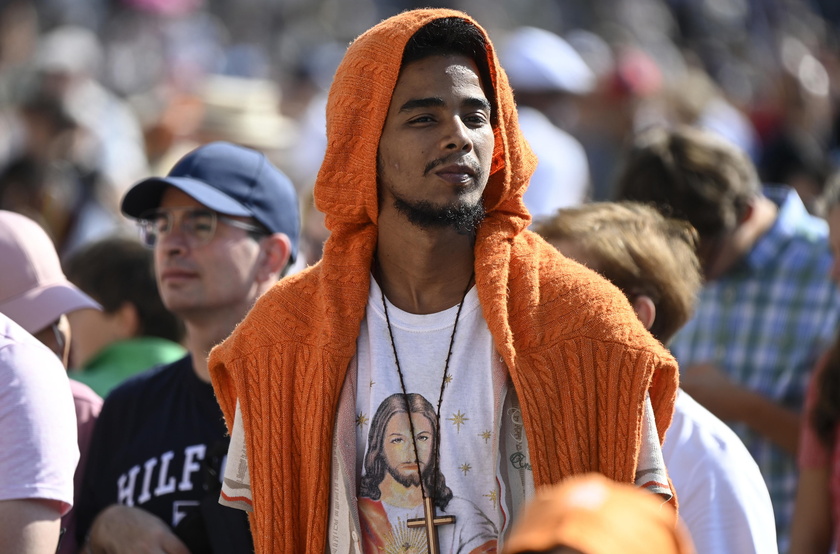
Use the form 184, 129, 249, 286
0, 210, 101, 334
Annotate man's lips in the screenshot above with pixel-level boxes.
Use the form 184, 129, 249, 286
160, 268, 198, 281
435, 163, 476, 184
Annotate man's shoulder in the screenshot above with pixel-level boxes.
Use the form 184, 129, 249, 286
747, 196, 836, 288
92, 355, 195, 443
667, 391, 751, 458
764, 184, 830, 246
103, 355, 191, 404
518, 230, 618, 294
0, 316, 64, 369
525, 236, 650, 325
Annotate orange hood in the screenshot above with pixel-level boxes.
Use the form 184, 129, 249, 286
315, 7, 536, 246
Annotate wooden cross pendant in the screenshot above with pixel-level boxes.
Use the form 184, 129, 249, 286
407, 495, 456, 554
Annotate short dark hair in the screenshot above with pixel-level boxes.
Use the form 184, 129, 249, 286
402, 17, 495, 120
614, 125, 760, 238
63, 236, 184, 343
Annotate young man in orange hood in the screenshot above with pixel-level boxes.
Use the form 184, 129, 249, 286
209, 9, 679, 553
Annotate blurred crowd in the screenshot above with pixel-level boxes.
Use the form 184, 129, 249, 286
4, 0, 840, 551
0, 0, 839, 264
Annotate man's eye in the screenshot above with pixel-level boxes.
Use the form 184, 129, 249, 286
189, 214, 215, 232
152, 217, 170, 232
464, 114, 488, 126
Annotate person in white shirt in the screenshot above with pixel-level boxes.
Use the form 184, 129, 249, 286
0, 312, 79, 553
535, 201, 777, 554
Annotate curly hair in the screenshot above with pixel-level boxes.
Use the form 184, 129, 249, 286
402, 17, 495, 124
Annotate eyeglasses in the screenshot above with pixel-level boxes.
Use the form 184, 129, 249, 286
138, 207, 268, 248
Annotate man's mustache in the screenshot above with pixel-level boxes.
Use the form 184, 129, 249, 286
424, 155, 482, 177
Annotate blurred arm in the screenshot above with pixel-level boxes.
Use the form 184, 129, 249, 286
84, 504, 189, 554
681, 362, 800, 454
0, 498, 62, 554
789, 467, 833, 554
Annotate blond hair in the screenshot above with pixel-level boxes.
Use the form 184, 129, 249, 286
534, 201, 701, 344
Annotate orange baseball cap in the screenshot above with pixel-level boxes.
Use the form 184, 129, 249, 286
503, 473, 695, 554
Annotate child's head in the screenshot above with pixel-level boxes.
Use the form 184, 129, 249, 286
534, 201, 702, 344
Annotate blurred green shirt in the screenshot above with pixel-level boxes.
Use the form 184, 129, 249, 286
71, 337, 186, 397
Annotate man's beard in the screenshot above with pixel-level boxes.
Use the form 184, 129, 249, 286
393, 196, 485, 234
387, 462, 427, 488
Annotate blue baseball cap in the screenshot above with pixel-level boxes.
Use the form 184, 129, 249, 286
121, 141, 300, 262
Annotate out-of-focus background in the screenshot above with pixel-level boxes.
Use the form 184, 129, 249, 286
2, 0, 839, 265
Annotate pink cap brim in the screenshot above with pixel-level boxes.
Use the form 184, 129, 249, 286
0, 280, 101, 334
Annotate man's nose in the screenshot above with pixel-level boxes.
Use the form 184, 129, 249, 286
441, 117, 473, 152
158, 219, 190, 254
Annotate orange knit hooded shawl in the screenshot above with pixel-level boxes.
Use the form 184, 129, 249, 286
209, 9, 678, 553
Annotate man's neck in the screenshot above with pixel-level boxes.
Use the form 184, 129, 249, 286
376, 219, 475, 314
707, 195, 778, 281
743, 194, 779, 244
182, 305, 254, 382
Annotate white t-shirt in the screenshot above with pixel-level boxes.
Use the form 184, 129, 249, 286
354, 278, 506, 553
0, 313, 78, 514
663, 390, 778, 554
220, 278, 671, 552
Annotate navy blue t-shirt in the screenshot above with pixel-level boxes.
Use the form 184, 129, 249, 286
75, 355, 248, 550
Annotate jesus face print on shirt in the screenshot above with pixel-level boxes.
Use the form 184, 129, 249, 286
360, 393, 453, 510
383, 410, 432, 490
358, 393, 500, 554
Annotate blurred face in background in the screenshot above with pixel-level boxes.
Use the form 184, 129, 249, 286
32, 313, 71, 367
152, 187, 268, 321
66, 306, 134, 368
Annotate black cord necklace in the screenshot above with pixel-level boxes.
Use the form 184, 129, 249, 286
379, 271, 474, 554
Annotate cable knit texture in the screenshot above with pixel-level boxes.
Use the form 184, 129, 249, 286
209, 8, 679, 553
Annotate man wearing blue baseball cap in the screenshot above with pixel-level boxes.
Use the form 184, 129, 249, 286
76, 141, 300, 553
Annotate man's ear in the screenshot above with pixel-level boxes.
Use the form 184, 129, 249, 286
257, 233, 292, 282
738, 197, 756, 225
631, 294, 656, 331
113, 301, 140, 338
